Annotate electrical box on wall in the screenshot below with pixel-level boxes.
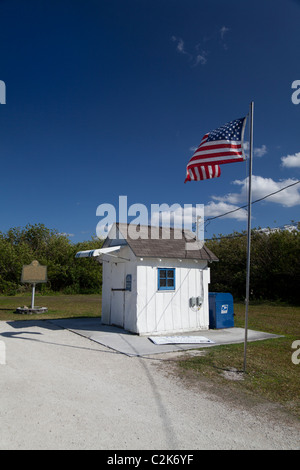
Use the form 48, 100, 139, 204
189, 296, 203, 308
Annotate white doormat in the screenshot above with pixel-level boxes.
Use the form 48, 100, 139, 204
149, 335, 215, 345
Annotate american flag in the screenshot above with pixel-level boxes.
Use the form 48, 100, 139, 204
185, 116, 247, 182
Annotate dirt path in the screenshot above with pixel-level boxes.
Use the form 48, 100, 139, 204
0, 320, 299, 450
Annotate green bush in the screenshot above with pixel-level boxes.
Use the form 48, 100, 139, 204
0, 223, 103, 295
207, 226, 300, 304
0, 222, 299, 303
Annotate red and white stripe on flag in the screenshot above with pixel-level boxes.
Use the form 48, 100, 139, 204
185, 164, 221, 182
184, 117, 247, 183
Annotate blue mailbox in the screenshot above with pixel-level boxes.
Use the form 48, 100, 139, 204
209, 292, 234, 329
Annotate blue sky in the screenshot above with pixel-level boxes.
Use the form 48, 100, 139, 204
0, 0, 300, 243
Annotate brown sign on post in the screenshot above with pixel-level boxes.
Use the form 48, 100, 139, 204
17, 260, 48, 314
21, 260, 47, 284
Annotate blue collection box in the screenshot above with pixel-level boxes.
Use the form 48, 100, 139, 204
209, 292, 234, 329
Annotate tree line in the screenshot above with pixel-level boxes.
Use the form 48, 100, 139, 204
0, 224, 102, 295
206, 224, 300, 304
0, 223, 299, 304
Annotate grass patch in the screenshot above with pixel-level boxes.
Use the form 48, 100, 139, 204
0, 294, 101, 321
177, 302, 300, 419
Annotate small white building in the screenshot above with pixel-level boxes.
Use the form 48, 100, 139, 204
76, 223, 218, 336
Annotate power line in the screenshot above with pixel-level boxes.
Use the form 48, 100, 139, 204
205, 179, 300, 223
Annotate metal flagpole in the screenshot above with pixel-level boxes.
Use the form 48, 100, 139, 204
243, 101, 254, 373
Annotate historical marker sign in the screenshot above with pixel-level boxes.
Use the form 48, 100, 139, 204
21, 260, 47, 284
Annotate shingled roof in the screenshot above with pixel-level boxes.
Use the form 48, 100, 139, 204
104, 223, 218, 262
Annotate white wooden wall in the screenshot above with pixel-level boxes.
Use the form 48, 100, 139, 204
101, 246, 138, 330
101, 250, 210, 335
135, 259, 210, 335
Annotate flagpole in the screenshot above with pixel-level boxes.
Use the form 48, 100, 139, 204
243, 101, 254, 373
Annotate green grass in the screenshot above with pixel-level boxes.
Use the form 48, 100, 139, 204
0, 293, 101, 321
177, 302, 300, 419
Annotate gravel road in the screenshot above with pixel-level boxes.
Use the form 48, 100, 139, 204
0, 320, 299, 450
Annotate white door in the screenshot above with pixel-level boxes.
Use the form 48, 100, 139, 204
110, 263, 125, 327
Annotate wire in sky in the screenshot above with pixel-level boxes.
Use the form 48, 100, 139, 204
205, 179, 300, 223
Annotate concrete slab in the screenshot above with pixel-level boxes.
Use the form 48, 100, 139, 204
50, 318, 282, 357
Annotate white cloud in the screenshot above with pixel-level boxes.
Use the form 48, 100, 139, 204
243, 142, 249, 152
281, 152, 300, 168
254, 144, 267, 157
151, 204, 203, 230
204, 201, 248, 221
219, 26, 230, 50
171, 36, 207, 66
58, 232, 75, 238
256, 224, 299, 235
175, 38, 185, 53
193, 52, 207, 66
243, 142, 267, 157
220, 26, 230, 40
172, 27, 229, 66
213, 175, 300, 208
171, 36, 191, 58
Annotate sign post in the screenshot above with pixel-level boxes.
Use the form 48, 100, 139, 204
16, 260, 48, 314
